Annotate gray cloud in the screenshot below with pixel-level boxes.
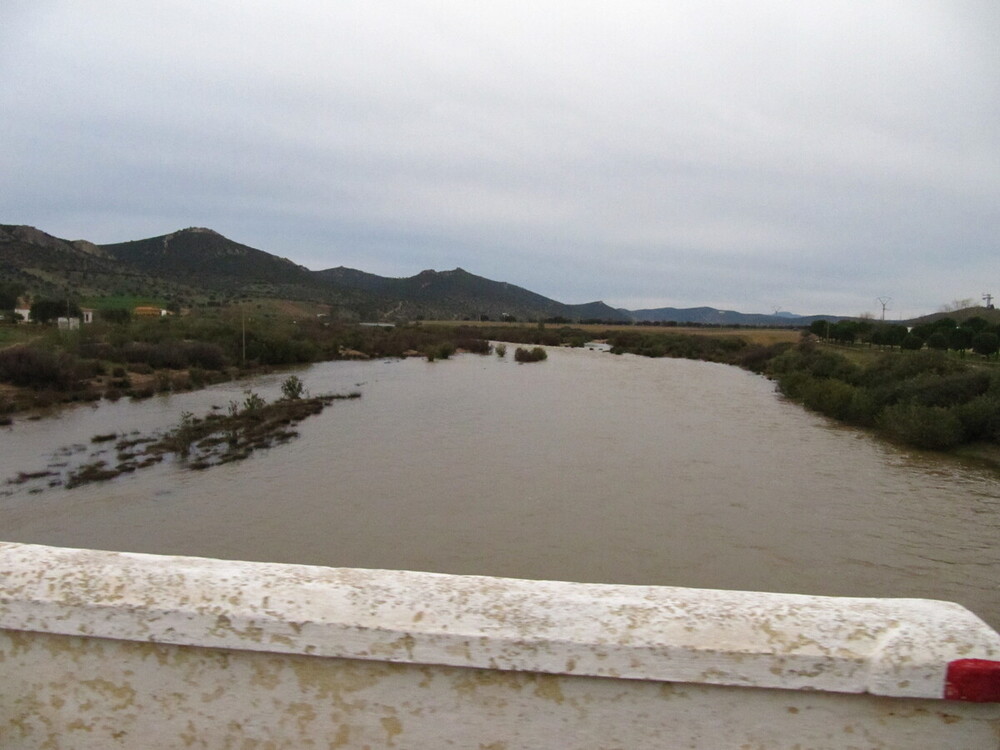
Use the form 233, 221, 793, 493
2, 1, 997, 317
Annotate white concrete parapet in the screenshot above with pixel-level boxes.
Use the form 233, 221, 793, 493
2, 541, 999, 748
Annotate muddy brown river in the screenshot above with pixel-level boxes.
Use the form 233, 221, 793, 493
2, 346, 998, 628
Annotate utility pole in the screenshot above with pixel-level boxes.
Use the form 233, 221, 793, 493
984, 293, 994, 310
876, 297, 891, 322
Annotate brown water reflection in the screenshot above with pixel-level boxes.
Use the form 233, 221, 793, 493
2, 347, 998, 627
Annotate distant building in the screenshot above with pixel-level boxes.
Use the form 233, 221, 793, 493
14, 297, 31, 323
80, 308, 95, 324
133, 306, 170, 317
57, 317, 80, 330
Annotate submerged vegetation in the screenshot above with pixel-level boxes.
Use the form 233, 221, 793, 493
4, 378, 360, 494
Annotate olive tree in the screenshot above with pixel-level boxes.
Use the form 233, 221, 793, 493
971, 332, 999, 358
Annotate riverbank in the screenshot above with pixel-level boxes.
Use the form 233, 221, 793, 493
0, 317, 495, 423
4, 318, 999, 463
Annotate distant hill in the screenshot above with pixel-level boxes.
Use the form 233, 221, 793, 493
103, 228, 309, 283
0, 224, 195, 300
3, 222, 854, 325
904, 307, 1000, 327
626, 305, 845, 327
315, 266, 630, 322
2, 225, 627, 321
101, 227, 359, 304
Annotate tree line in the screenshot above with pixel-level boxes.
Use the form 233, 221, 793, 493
810, 317, 1000, 358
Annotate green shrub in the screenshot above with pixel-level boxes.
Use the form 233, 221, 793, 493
846, 388, 881, 427
242, 390, 266, 411
738, 342, 793, 373
280, 375, 305, 400
514, 346, 548, 363
155, 372, 172, 392
0, 346, 82, 389
972, 332, 1000, 357
79, 342, 118, 360
188, 367, 207, 387
926, 331, 949, 350
877, 403, 964, 450
185, 342, 227, 370
454, 337, 491, 354
862, 350, 959, 383
774, 371, 812, 400
954, 395, 1000, 442
898, 370, 991, 408
800, 378, 857, 421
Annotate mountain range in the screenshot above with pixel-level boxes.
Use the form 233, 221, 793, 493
1, 224, 845, 325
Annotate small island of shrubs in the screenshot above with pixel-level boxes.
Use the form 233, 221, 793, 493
5, 376, 360, 493
514, 346, 548, 363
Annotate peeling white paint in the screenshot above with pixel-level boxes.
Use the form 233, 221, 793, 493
2, 541, 999, 748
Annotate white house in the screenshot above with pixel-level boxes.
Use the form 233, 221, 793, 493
14, 298, 31, 323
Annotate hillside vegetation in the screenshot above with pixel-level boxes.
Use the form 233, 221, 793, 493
3, 224, 627, 322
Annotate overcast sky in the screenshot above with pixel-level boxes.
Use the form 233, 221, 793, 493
2, 2, 997, 317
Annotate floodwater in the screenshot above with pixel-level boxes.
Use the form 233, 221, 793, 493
2, 346, 998, 628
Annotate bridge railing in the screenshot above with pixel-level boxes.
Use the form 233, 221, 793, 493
2, 541, 999, 748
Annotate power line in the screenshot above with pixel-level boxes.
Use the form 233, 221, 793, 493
876, 297, 892, 321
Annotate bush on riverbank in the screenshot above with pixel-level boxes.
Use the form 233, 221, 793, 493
607, 330, 748, 362
0, 346, 89, 389
0, 315, 495, 415
765, 344, 1000, 451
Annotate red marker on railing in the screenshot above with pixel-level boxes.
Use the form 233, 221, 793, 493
945, 659, 1000, 702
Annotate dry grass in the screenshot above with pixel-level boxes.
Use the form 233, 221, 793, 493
226, 298, 332, 319
0, 326, 37, 348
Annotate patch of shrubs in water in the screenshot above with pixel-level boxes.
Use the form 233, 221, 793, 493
514, 346, 548, 363
22, 377, 363, 492
425, 343, 456, 362
454, 337, 492, 354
